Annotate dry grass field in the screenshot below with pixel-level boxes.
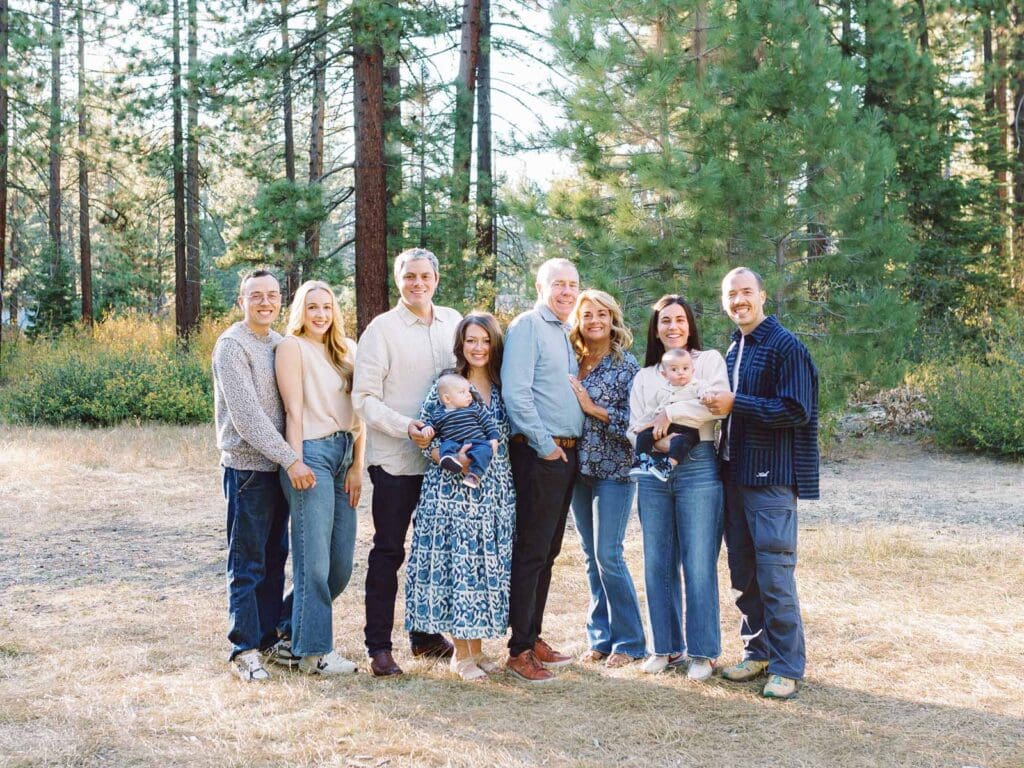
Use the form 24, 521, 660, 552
1, 425, 1022, 768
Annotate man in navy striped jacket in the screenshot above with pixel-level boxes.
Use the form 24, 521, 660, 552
703, 267, 819, 700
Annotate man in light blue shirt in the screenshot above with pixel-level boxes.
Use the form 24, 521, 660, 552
501, 257, 585, 683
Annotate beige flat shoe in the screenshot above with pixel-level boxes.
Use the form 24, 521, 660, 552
450, 657, 487, 682
580, 649, 607, 663
473, 654, 502, 675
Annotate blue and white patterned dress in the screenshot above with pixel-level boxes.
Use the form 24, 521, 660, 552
404, 381, 515, 638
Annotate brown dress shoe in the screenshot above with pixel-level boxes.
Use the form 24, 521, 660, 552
369, 650, 403, 677
410, 637, 455, 659
505, 650, 555, 683
533, 638, 572, 668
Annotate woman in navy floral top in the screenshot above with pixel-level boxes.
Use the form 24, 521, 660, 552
567, 289, 646, 667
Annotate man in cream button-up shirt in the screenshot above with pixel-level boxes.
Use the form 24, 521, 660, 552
352, 248, 462, 677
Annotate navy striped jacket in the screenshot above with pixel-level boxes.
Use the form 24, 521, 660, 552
722, 315, 819, 499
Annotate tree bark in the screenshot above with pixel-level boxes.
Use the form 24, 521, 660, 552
49, 0, 62, 275
474, 0, 495, 308
185, 0, 200, 334
384, 62, 402, 255
450, 0, 481, 271
172, 0, 188, 339
306, 0, 327, 267
280, 0, 299, 302
1013, 0, 1024, 287
77, 0, 92, 326
0, 0, 8, 325
352, 5, 388, 336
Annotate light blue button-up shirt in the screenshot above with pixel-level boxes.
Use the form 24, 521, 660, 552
500, 304, 584, 456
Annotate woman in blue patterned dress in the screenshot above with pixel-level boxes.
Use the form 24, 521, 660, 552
404, 313, 515, 681
567, 289, 646, 668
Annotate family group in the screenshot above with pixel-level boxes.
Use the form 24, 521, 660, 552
211, 248, 819, 701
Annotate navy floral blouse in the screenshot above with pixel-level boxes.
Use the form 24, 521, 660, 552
577, 351, 640, 481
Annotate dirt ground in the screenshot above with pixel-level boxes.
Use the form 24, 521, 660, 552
0, 426, 1021, 768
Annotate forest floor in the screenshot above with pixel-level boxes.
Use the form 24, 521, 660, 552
0, 425, 1022, 768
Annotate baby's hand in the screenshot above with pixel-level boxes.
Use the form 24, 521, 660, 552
421, 425, 436, 441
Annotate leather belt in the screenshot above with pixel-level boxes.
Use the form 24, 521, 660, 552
511, 434, 578, 449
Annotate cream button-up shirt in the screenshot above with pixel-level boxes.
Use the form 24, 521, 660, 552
352, 301, 462, 476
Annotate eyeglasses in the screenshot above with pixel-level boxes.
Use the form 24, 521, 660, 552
244, 292, 281, 304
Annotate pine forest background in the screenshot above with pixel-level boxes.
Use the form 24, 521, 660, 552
1, 0, 1024, 450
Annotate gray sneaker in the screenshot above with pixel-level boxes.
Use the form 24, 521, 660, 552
232, 650, 270, 682
263, 638, 300, 668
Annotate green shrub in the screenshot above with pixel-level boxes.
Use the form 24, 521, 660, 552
913, 335, 1024, 457
4, 348, 212, 426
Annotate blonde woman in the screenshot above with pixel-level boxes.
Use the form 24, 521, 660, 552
566, 289, 646, 667
273, 280, 364, 675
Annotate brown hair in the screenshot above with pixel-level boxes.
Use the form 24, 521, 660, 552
453, 312, 504, 386
644, 294, 703, 367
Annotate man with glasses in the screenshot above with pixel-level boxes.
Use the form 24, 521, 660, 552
212, 269, 315, 681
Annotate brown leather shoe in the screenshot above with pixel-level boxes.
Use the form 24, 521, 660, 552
369, 650, 403, 677
505, 650, 555, 683
533, 638, 572, 668
410, 637, 455, 659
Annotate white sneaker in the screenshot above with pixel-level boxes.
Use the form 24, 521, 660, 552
641, 652, 686, 674
686, 658, 714, 681
232, 650, 270, 682
298, 650, 357, 675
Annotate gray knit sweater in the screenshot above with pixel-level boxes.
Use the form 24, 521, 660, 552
212, 322, 298, 471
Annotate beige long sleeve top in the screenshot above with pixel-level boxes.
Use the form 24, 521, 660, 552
351, 302, 462, 476
627, 349, 729, 447
292, 335, 361, 441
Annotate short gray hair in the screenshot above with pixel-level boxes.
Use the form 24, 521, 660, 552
535, 257, 577, 293
394, 247, 440, 283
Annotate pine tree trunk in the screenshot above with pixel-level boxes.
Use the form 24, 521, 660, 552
49, 0, 62, 274
913, 0, 929, 52
77, 0, 92, 326
474, 0, 495, 308
995, 27, 1008, 204
450, 0, 481, 277
172, 0, 188, 340
1013, 0, 1024, 287
185, 0, 200, 335
352, 6, 388, 336
384, 62, 402, 255
280, 0, 299, 302
0, 0, 8, 325
306, 0, 326, 268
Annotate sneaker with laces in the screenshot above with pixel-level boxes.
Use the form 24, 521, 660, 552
232, 650, 270, 682
533, 638, 572, 668
298, 650, 358, 675
648, 457, 672, 482
262, 637, 300, 668
641, 652, 686, 674
505, 650, 555, 683
720, 658, 769, 682
762, 674, 798, 699
440, 455, 463, 473
686, 658, 714, 681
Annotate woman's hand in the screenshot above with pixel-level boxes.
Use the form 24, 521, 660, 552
569, 375, 597, 416
651, 411, 671, 441
344, 463, 363, 507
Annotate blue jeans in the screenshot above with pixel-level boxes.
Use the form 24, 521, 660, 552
635, 441, 723, 659
571, 476, 646, 657
223, 466, 290, 660
278, 431, 358, 657
439, 438, 493, 478
724, 483, 805, 679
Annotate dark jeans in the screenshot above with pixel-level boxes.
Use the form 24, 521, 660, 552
635, 423, 700, 464
364, 465, 447, 654
723, 482, 806, 679
223, 467, 290, 660
508, 440, 578, 656
439, 438, 493, 478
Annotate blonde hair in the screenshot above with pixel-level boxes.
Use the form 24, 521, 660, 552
569, 289, 633, 364
285, 280, 354, 391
